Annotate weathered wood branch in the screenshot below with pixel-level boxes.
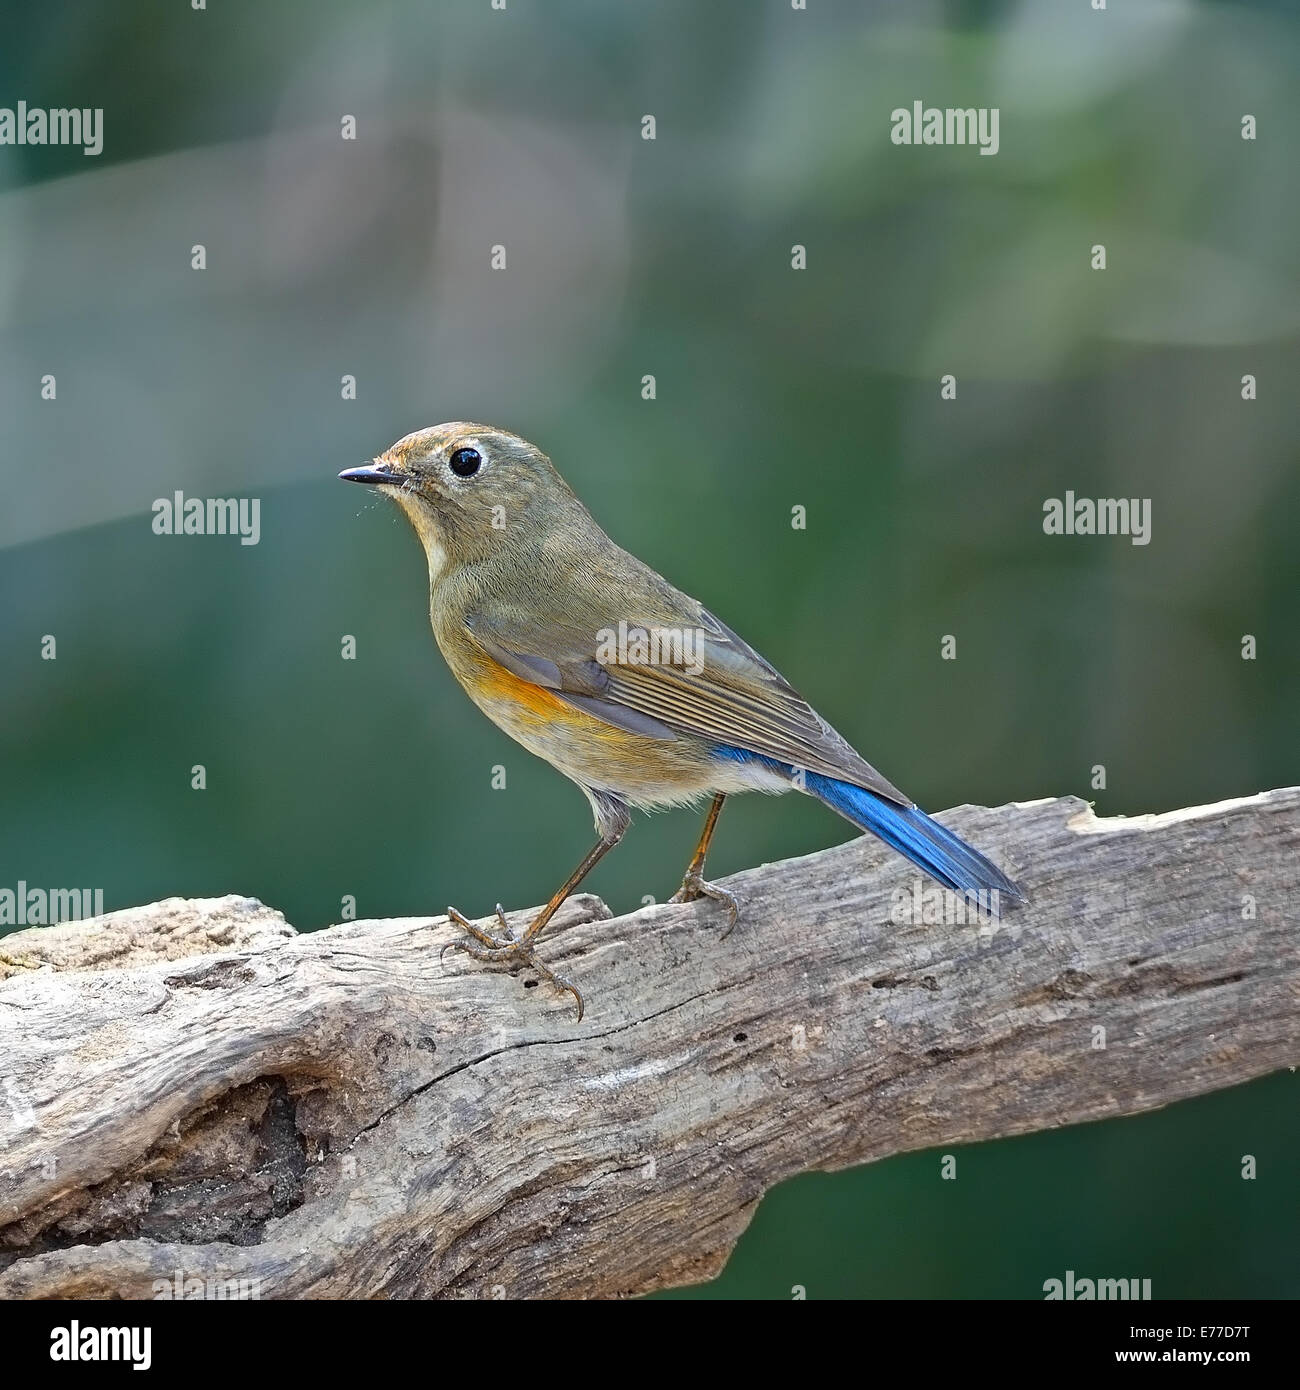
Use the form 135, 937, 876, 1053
1, 790, 1296, 1299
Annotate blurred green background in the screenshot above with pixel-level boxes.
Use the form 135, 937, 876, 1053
1, 0, 1297, 1297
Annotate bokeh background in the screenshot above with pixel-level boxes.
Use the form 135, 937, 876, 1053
1, 0, 1297, 1297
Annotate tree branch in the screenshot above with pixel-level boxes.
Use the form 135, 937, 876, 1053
1, 789, 1296, 1299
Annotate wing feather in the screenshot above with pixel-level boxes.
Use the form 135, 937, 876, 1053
464, 605, 911, 806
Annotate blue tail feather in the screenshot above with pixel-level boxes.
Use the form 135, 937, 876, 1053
716, 747, 1025, 904
805, 771, 1026, 903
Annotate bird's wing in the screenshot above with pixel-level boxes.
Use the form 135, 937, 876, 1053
463, 604, 912, 806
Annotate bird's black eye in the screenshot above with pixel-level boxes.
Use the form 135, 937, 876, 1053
449, 447, 482, 478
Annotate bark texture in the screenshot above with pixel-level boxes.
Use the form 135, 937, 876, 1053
0, 789, 1296, 1299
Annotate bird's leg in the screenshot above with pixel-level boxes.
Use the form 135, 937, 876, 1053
444, 828, 623, 1021
670, 793, 739, 935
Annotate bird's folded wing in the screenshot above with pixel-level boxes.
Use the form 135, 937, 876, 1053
464, 606, 911, 806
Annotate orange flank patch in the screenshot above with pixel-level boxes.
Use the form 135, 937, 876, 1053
457, 641, 714, 803
475, 656, 572, 718
474, 653, 627, 743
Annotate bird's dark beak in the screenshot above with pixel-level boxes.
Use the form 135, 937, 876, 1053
339, 462, 407, 486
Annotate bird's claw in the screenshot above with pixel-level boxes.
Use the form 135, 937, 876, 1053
670, 873, 740, 938
446, 902, 513, 949
442, 905, 586, 1021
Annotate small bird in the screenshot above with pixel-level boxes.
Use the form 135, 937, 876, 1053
341, 423, 1024, 1018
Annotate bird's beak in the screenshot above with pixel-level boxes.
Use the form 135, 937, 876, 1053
339, 462, 407, 486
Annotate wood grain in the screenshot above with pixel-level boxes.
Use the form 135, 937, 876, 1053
1, 789, 1296, 1299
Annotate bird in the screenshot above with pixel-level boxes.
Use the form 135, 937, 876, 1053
341, 423, 1024, 1018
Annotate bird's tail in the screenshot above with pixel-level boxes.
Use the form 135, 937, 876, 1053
803, 770, 1026, 905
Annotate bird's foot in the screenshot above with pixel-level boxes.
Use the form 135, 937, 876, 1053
445, 901, 513, 951
442, 904, 585, 1021
669, 873, 740, 938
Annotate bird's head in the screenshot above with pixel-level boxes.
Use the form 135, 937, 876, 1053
340, 422, 582, 573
